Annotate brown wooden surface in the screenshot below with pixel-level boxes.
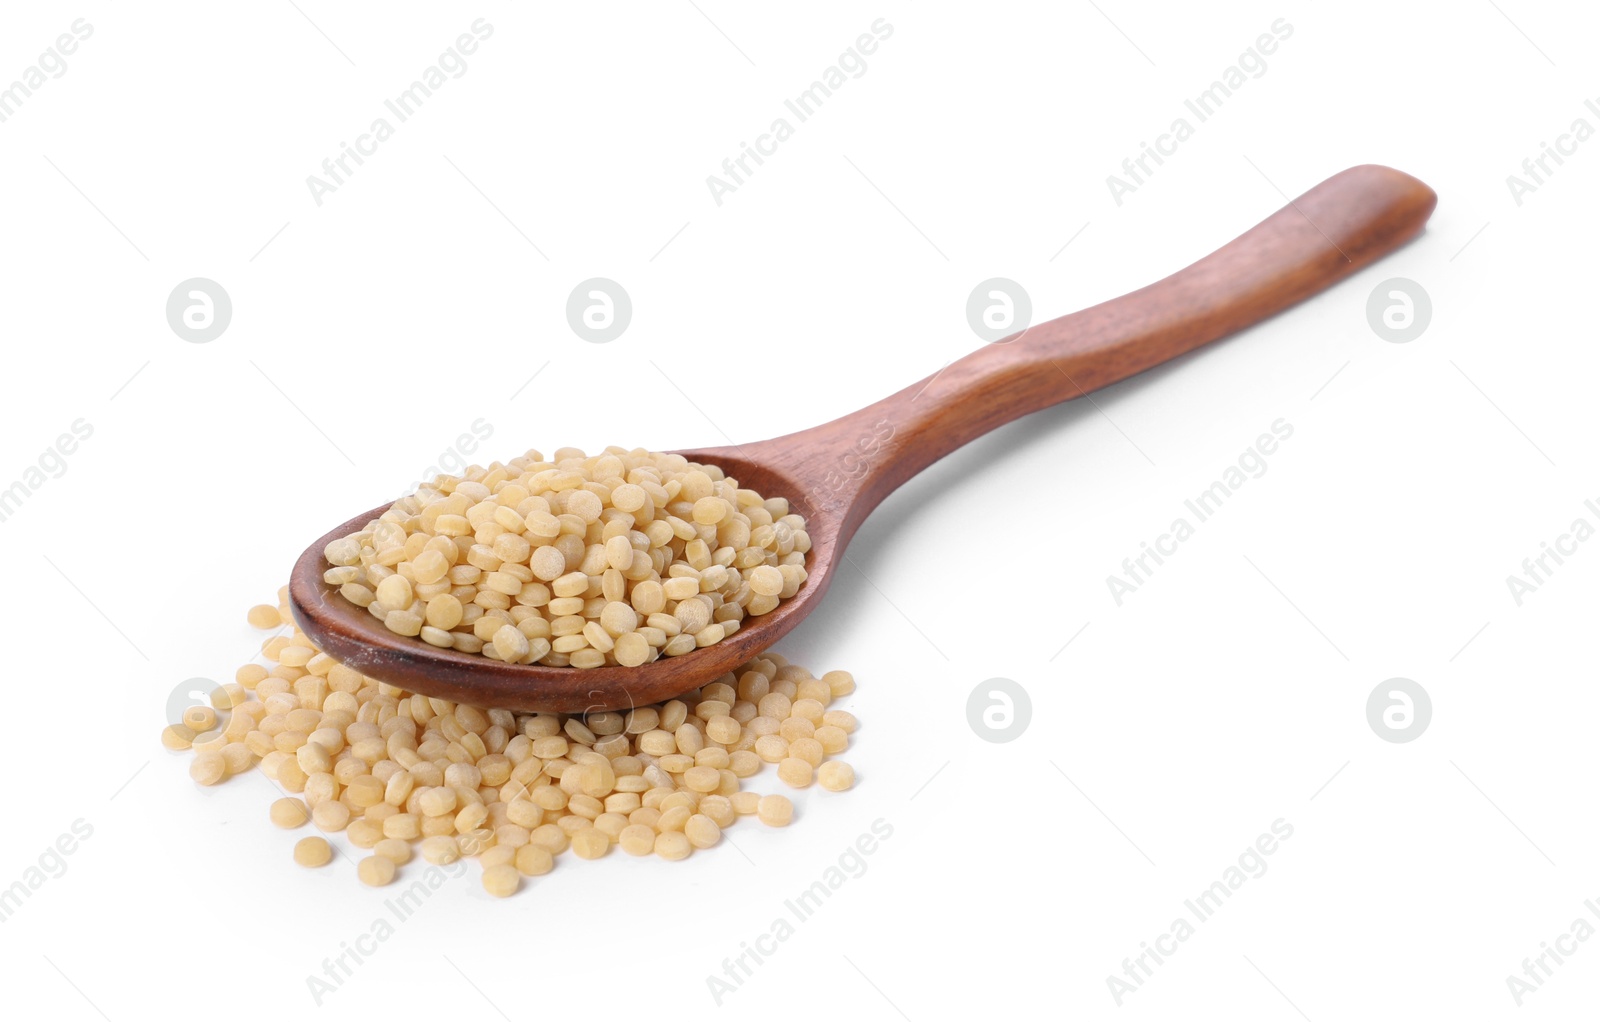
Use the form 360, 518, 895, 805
290, 164, 1437, 711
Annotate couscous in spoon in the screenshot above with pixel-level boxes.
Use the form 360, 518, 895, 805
291, 164, 1436, 712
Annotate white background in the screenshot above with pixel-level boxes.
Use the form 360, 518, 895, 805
0, 1, 1595, 1017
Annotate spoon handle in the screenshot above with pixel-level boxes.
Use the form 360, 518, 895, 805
804, 163, 1436, 528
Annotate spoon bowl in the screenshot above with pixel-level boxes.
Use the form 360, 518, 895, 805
290, 446, 842, 712
290, 164, 1438, 711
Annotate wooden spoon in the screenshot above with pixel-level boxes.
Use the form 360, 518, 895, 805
290, 164, 1436, 712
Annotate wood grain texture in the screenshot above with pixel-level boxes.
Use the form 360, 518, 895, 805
290, 164, 1437, 711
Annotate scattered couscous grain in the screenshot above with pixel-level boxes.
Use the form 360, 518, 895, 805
818, 761, 855, 791
619, 824, 656, 856
654, 831, 692, 861
293, 836, 332, 867
757, 794, 793, 827
482, 864, 520, 897
514, 844, 554, 876
182, 706, 217, 733
777, 757, 813, 788
571, 828, 610, 860
357, 855, 396, 887
374, 838, 412, 864
169, 587, 862, 899
420, 835, 461, 865
189, 751, 225, 786
270, 797, 308, 828
479, 846, 516, 870
685, 814, 721, 849
312, 801, 351, 832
